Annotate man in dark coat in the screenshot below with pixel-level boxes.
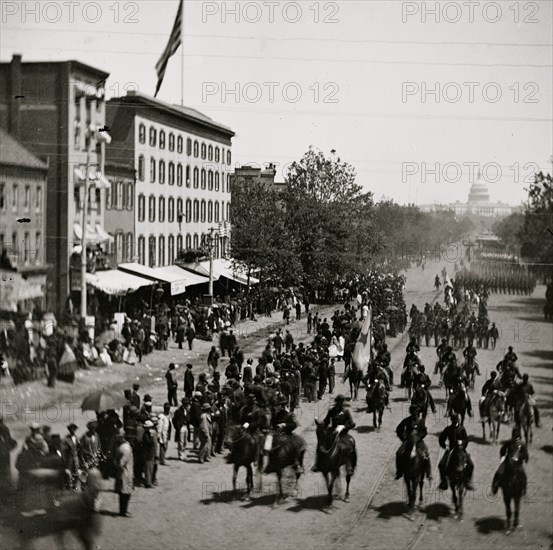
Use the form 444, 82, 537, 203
131, 384, 141, 409
190, 393, 202, 449
492, 426, 529, 494
184, 364, 195, 398
395, 405, 430, 480
185, 324, 195, 350
165, 363, 179, 407
172, 398, 190, 460
438, 412, 474, 490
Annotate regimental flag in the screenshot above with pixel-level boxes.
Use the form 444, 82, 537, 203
154, 0, 183, 98
352, 305, 372, 372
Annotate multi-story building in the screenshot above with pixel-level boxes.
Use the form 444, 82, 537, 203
0, 54, 112, 316
0, 127, 49, 312
106, 91, 235, 267
104, 161, 136, 265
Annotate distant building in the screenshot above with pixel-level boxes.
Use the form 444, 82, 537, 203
0, 54, 112, 316
419, 176, 520, 218
0, 127, 49, 312
106, 91, 235, 266
230, 163, 286, 193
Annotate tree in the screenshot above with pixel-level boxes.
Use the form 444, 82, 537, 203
229, 179, 301, 286
518, 170, 553, 263
283, 148, 381, 288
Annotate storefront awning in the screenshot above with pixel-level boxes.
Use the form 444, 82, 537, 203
73, 223, 112, 244
179, 259, 259, 286
117, 263, 209, 296
85, 270, 153, 296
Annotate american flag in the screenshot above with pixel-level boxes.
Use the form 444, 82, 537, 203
154, 0, 183, 98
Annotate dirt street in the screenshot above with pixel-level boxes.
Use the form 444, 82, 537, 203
1, 266, 551, 549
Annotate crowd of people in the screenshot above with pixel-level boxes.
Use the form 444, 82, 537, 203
1, 270, 408, 518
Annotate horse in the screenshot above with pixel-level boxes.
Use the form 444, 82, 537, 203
517, 397, 534, 446
480, 391, 505, 443
462, 358, 479, 390
411, 386, 431, 421
263, 430, 306, 502
401, 361, 416, 400
344, 364, 363, 401
434, 359, 445, 387
444, 444, 471, 518
500, 446, 527, 532
314, 420, 357, 504
225, 425, 259, 500
447, 386, 471, 425
443, 363, 459, 399
365, 378, 387, 431
402, 431, 426, 519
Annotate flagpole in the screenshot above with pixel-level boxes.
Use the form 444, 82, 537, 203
180, 0, 184, 106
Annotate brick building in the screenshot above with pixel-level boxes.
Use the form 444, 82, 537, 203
0, 54, 112, 316
0, 127, 49, 311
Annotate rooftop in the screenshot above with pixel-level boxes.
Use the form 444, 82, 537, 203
0, 127, 48, 170
108, 91, 235, 137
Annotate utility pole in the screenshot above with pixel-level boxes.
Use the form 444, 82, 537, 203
80, 124, 111, 320
203, 227, 217, 306
80, 146, 91, 321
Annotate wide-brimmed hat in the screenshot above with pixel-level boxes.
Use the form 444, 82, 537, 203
202, 403, 212, 410
144, 420, 154, 428
29, 422, 40, 431
67, 422, 78, 431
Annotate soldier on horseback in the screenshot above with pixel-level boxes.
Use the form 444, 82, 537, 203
238, 393, 269, 465
265, 396, 305, 475
514, 374, 541, 428
312, 395, 355, 472
479, 371, 499, 417
492, 426, 528, 494
438, 413, 474, 490
394, 405, 431, 480
413, 365, 436, 413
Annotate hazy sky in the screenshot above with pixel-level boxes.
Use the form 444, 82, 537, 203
2, 0, 552, 205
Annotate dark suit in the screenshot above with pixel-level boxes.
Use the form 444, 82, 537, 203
62, 435, 81, 489
184, 369, 195, 398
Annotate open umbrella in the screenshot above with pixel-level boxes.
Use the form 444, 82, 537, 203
81, 389, 129, 412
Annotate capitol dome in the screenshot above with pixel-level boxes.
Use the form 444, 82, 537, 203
468, 175, 490, 204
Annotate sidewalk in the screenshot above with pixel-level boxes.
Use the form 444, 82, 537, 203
0, 303, 336, 440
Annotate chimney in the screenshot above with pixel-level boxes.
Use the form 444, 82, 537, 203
9, 54, 22, 139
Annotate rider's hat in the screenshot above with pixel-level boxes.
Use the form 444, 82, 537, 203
512, 426, 521, 438
409, 405, 419, 415
335, 394, 346, 402
449, 412, 459, 423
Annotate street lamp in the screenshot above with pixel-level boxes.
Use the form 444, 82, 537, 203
201, 227, 218, 306
80, 124, 111, 320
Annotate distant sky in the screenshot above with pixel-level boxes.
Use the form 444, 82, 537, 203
1, 0, 552, 205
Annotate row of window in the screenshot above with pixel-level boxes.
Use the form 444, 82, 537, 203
0, 183, 43, 213
137, 157, 231, 192
137, 195, 230, 224
138, 124, 231, 165
106, 181, 134, 211
136, 234, 228, 267
0, 231, 42, 265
